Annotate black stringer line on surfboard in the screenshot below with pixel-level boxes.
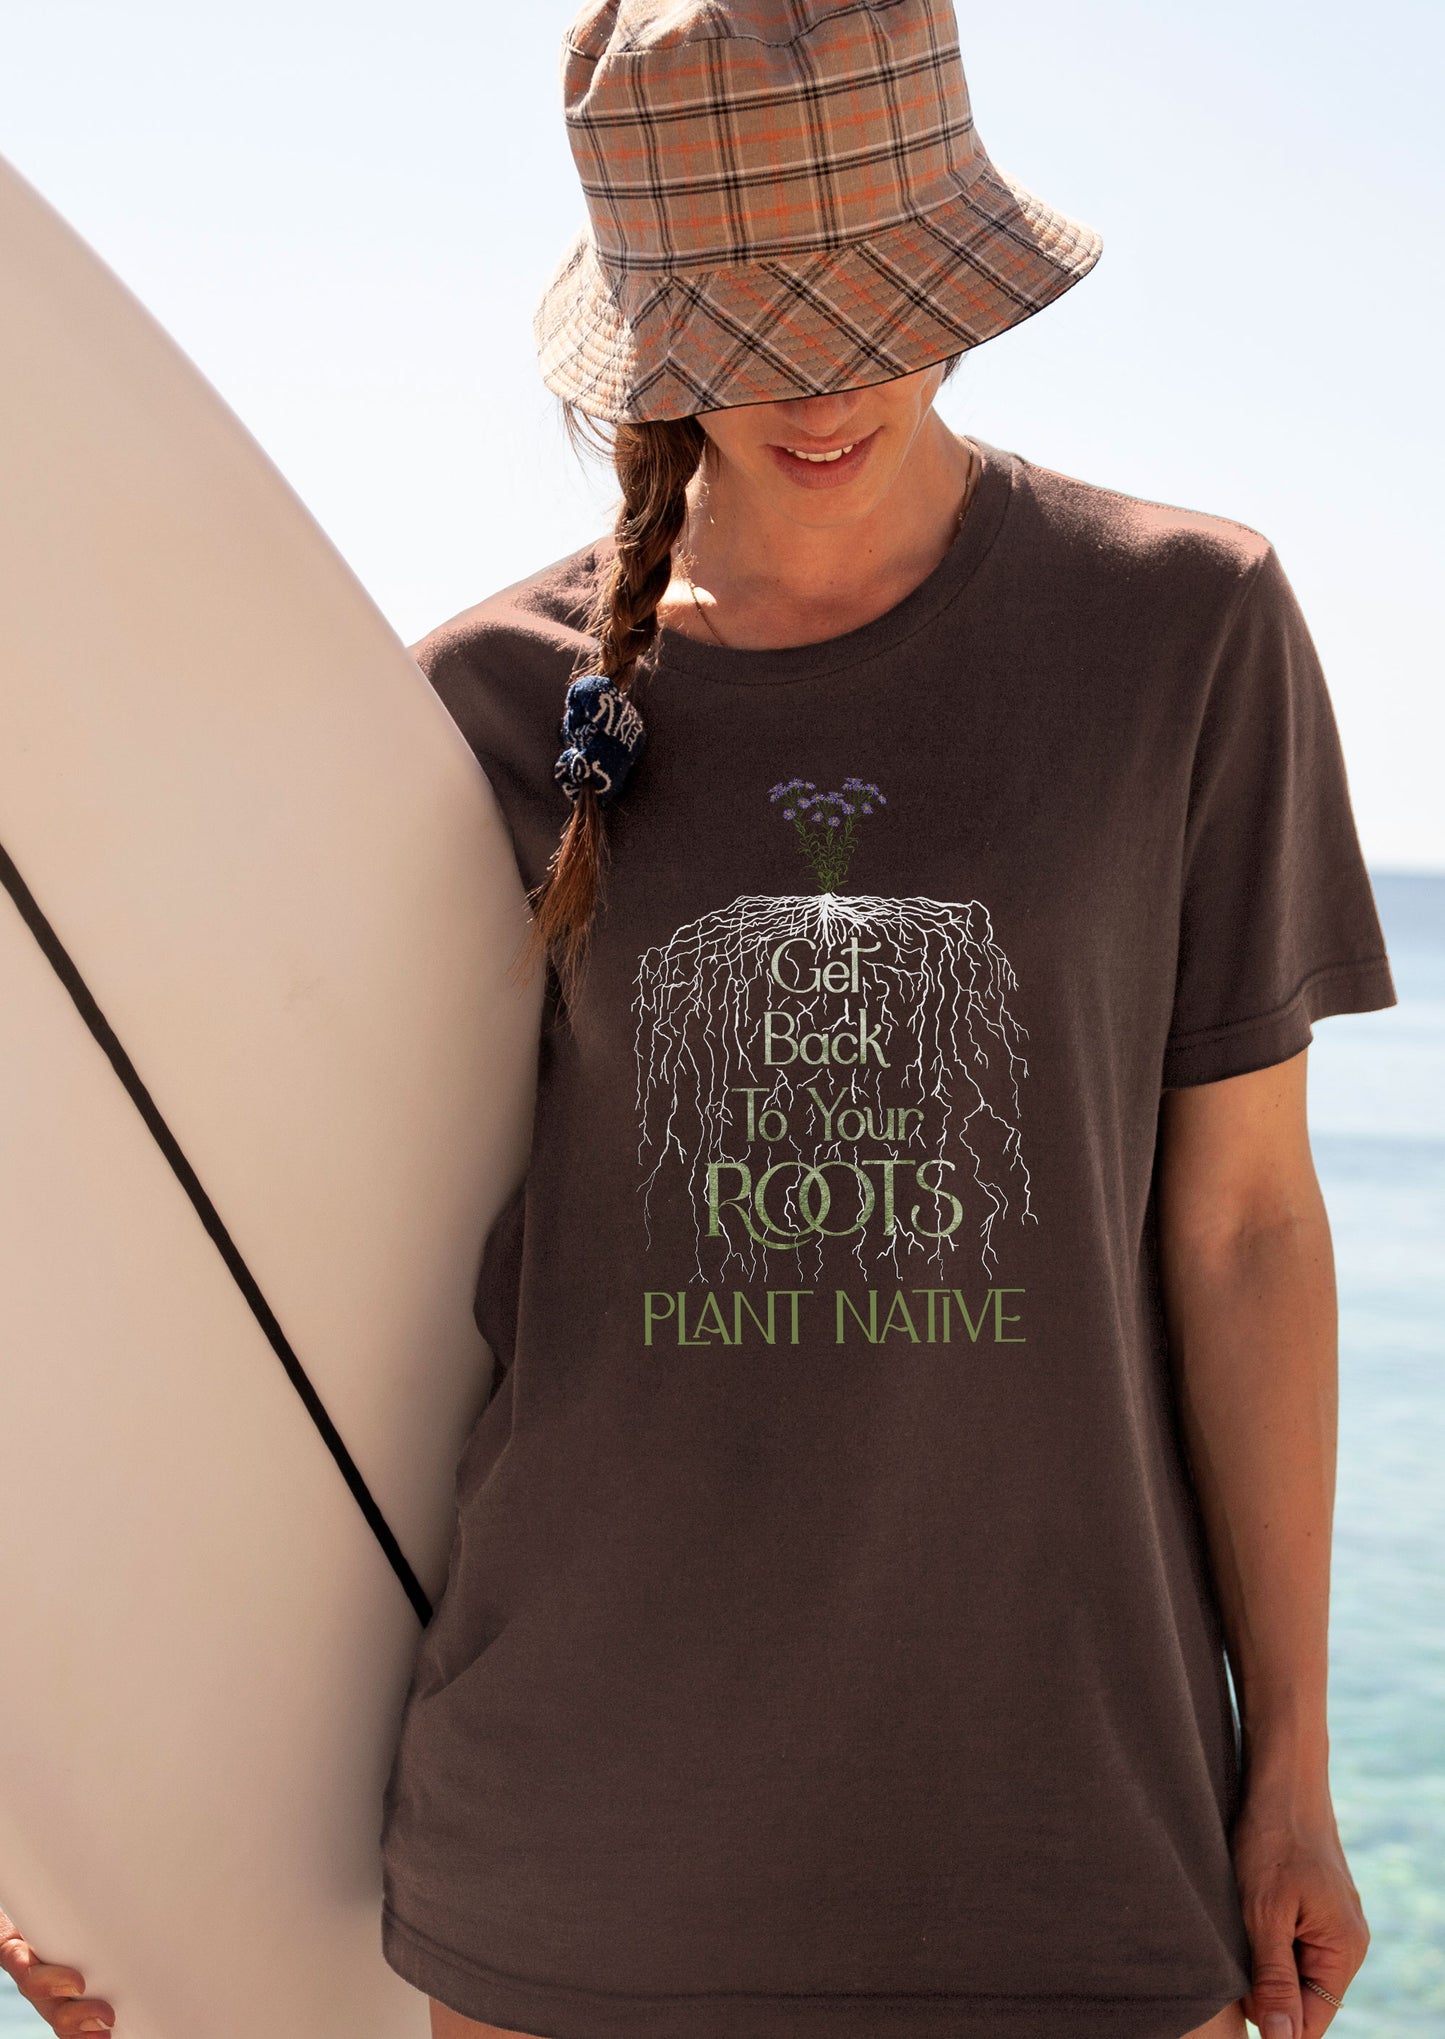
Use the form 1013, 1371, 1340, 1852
0, 835, 433, 1628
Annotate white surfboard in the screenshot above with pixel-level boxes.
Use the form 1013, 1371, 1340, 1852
0, 151, 545, 2038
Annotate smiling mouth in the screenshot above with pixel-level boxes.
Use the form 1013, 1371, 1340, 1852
765, 427, 878, 484
782, 442, 857, 463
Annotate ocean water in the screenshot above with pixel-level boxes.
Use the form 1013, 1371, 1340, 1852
3, 871, 1441, 2036
1308, 870, 1445, 2037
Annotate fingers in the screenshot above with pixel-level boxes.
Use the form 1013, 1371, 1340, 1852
0, 1939, 115, 2034
1297, 1973, 1347, 2033
41, 1984, 118, 2037
1294, 1927, 1366, 2034
0, 1910, 30, 1976
1242, 1904, 1304, 2039
1294, 1882, 1370, 2033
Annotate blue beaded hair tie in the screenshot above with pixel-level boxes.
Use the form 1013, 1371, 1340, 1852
553, 673, 646, 808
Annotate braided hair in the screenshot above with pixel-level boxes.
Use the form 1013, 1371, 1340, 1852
521, 400, 705, 1008
523, 357, 966, 1011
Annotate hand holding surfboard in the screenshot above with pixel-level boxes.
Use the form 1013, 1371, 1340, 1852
1, 1908, 114, 2034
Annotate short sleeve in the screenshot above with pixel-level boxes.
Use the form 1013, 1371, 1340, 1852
1161, 543, 1398, 1089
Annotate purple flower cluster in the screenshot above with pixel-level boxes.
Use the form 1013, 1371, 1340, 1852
768, 776, 816, 822
841, 776, 886, 818
768, 774, 888, 891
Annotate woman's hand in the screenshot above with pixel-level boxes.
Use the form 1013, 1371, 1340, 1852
1231, 1773, 1369, 2038
0, 1906, 115, 2034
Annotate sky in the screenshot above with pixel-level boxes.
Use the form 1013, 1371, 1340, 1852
3, 0, 1441, 869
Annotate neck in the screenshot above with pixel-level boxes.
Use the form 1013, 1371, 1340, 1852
680, 411, 975, 635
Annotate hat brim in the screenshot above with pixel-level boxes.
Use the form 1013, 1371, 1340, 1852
532, 160, 1102, 424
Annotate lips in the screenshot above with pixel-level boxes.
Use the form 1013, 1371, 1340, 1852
766, 428, 877, 488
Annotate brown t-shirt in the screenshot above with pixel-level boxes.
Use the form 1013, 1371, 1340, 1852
378, 438, 1397, 2039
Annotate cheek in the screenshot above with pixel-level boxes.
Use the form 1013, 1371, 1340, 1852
892, 390, 930, 433
702, 424, 763, 477
728, 431, 792, 481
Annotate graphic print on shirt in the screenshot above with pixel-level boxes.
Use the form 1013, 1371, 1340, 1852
633, 779, 1037, 1345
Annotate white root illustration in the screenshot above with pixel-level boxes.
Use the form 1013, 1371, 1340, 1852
633, 891, 1034, 1285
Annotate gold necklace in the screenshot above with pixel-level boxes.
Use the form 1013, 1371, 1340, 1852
678, 437, 980, 652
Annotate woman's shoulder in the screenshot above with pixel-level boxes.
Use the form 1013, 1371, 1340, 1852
404, 535, 612, 803
1006, 445, 1276, 611
407, 534, 609, 684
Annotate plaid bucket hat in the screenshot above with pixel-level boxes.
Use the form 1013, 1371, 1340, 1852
533, 0, 1103, 423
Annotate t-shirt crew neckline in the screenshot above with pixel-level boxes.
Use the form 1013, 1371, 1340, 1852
646, 434, 1017, 687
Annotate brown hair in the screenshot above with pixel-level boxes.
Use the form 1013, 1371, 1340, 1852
522, 357, 966, 1010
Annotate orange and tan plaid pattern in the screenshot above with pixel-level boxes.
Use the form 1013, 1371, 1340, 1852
534, 0, 1102, 422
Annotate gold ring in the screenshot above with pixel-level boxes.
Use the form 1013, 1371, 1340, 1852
1301, 1976, 1345, 2009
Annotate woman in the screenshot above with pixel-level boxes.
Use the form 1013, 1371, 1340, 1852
2, 2, 1392, 2036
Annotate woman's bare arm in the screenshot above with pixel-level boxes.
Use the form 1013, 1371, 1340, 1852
1157, 1048, 1368, 2036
